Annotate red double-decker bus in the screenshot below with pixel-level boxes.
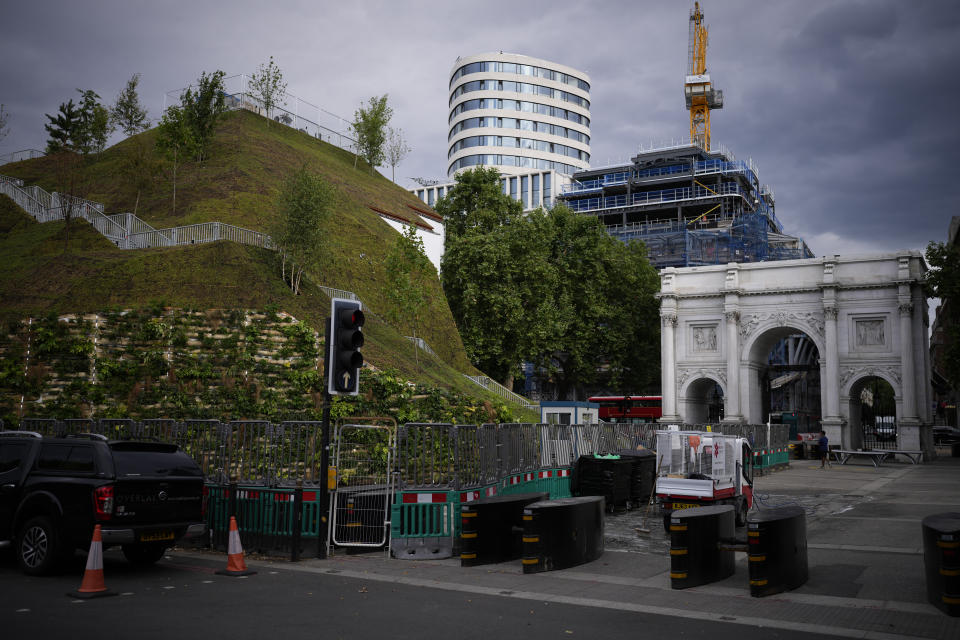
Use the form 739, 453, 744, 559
588, 396, 663, 423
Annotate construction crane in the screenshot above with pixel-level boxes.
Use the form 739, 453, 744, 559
685, 2, 723, 151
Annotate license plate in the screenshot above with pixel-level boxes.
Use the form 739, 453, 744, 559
670, 502, 699, 511
140, 531, 175, 542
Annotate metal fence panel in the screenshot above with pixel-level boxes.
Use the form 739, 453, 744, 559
396, 423, 456, 489
330, 424, 394, 547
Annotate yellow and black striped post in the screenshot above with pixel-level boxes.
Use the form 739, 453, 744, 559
747, 505, 808, 597
922, 512, 960, 617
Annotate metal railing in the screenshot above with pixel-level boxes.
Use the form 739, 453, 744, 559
462, 374, 538, 411
14, 417, 326, 487
1, 174, 272, 251
0, 149, 45, 165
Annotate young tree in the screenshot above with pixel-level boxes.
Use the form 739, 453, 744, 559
0, 104, 9, 144
76, 89, 111, 156
248, 56, 287, 124
44, 99, 82, 154
385, 224, 432, 368
110, 73, 150, 137
155, 104, 197, 215
180, 70, 227, 162
385, 126, 410, 182
270, 166, 335, 294
350, 95, 392, 173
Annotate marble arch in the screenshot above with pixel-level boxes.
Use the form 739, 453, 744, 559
657, 252, 933, 455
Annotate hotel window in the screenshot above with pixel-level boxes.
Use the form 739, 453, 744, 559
510, 177, 518, 201
532, 174, 540, 207
521, 176, 529, 209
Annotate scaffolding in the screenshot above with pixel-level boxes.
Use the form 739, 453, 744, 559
559, 143, 812, 269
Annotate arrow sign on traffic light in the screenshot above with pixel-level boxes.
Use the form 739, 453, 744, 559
327, 298, 364, 396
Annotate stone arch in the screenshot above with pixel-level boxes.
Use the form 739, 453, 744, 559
841, 369, 903, 449
678, 371, 726, 424
741, 323, 823, 426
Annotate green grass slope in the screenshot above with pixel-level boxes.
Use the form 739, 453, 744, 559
0, 109, 480, 388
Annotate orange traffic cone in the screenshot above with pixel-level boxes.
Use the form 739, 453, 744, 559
67, 524, 117, 599
215, 516, 256, 577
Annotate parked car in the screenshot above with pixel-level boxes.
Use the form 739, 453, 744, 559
0, 431, 207, 575
933, 426, 960, 446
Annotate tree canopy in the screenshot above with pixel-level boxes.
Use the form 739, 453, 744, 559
44, 89, 110, 156
110, 73, 150, 137
438, 168, 660, 397
180, 70, 227, 162
926, 240, 960, 389
351, 95, 392, 173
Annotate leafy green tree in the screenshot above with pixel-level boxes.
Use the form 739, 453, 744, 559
249, 56, 287, 124
351, 95, 392, 172
111, 74, 152, 217
926, 240, 960, 390
110, 73, 150, 136
439, 167, 550, 385
437, 167, 519, 243
271, 166, 335, 294
385, 126, 410, 183
76, 89, 111, 156
155, 104, 197, 215
385, 224, 433, 369
44, 99, 81, 154
533, 204, 660, 397
181, 70, 227, 162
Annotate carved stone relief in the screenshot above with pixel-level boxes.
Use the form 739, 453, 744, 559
855, 319, 885, 347
691, 325, 718, 352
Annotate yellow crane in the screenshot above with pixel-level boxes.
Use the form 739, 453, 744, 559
685, 2, 723, 150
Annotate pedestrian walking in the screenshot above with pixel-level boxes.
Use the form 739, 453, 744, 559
818, 430, 829, 468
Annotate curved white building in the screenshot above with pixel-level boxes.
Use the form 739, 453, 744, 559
447, 52, 591, 178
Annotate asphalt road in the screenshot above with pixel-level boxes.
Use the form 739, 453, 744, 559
0, 548, 841, 640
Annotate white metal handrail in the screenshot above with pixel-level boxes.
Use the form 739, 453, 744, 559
462, 374, 538, 411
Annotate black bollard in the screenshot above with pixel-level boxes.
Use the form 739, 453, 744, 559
922, 512, 960, 617
746, 505, 808, 597
460, 492, 549, 566
522, 496, 605, 573
670, 504, 735, 589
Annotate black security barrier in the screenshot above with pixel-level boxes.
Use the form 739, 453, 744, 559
617, 449, 657, 504
572, 455, 634, 509
670, 504, 736, 589
460, 492, 549, 567
521, 496, 605, 573
746, 505, 808, 597
922, 512, 960, 617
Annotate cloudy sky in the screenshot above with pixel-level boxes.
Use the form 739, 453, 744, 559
1, 0, 957, 257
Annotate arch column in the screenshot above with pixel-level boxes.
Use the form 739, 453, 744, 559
660, 311, 680, 422
899, 302, 918, 423
722, 309, 743, 422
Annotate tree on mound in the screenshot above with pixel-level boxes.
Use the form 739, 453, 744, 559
270, 166, 335, 295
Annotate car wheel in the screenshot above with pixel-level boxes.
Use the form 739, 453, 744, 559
735, 497, 748, 527
122, 543, 168, 566
17, 516, 63, 575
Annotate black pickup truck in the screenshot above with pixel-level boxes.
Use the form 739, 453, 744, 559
0, 431, 207, 575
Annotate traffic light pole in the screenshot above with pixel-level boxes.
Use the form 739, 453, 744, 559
318, 320, 332, 559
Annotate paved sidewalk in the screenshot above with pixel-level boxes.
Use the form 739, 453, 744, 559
201, 452, 960, 639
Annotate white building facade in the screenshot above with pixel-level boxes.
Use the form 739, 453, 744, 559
447, 52, 591, 178
658, 253, 933, 456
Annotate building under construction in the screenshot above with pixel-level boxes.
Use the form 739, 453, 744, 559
559, 2, 811, 269
558, 143, 812, 269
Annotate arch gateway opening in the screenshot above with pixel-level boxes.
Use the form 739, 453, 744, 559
658, 253, 933, 456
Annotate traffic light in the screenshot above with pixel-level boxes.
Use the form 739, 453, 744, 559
327, 298, 364, 395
